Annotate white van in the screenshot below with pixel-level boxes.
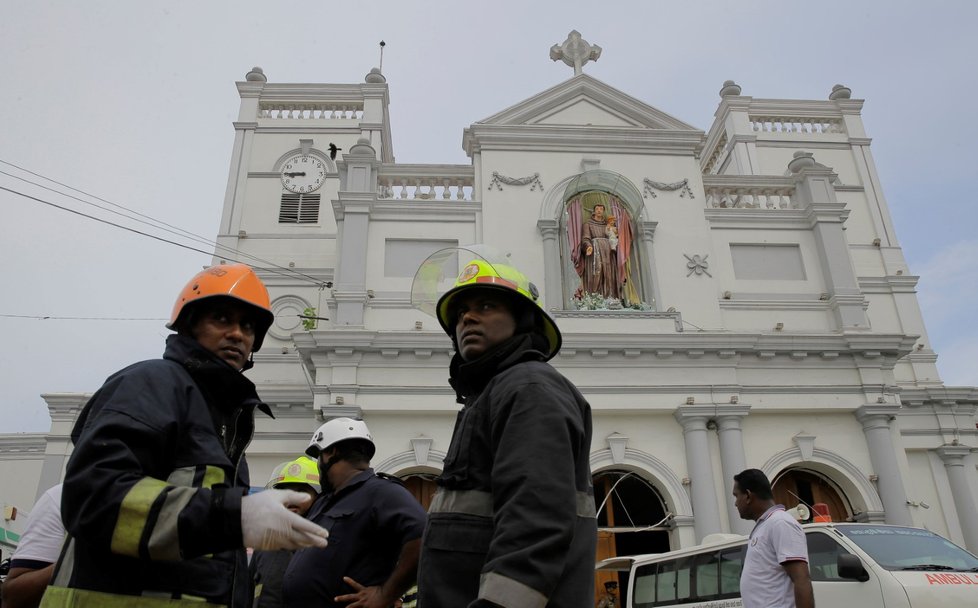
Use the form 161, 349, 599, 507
597, 523, 978, 607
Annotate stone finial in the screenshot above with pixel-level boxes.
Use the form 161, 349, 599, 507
245, 66, 267, 82
719, 79, 742, 97
349, 137, 374, 155
788, 151, 816, 174
829, 84, 852, 100
550, 30, 601, 76
365, 67, 386, 84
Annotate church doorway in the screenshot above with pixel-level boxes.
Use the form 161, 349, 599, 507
593, 470, 671, 606
400, 472, 438, 511
772, 468, 851, 522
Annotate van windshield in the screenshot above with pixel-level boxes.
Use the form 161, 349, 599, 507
838, 525, 978, 571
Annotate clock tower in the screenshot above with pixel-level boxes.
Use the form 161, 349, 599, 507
215, 65, 393, 356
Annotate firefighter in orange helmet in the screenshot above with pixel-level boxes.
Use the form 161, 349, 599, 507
44, 264, 328, 607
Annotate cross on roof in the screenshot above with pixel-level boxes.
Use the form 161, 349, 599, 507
550, 30, 602, 76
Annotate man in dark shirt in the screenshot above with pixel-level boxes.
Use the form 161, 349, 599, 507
282, 418, 426, 608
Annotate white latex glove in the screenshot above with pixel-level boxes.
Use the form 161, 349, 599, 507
241, 489, 328, 551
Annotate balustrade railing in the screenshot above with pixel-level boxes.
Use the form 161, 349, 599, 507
749, 115, 844, 135
377, 165, 475, 201
704, 179, 797, 209
258, 103, 364, 120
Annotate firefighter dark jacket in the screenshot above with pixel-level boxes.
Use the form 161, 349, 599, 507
418, 333, 598, 608
45, 334, 271, 607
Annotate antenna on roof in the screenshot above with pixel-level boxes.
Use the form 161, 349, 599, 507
379, 40, 386, 73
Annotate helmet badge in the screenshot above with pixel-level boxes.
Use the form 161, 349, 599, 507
458, 263, 480, 283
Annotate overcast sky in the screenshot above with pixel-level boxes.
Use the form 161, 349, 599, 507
2, 1, 976, 433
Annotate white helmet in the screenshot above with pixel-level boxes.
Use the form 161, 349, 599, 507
306, 417, 375, 459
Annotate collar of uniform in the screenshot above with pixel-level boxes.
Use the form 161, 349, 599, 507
750, 504, 786, 538
164, 334, 273, 418
449, 333, 547, 402
758, 504, 786, 523
323, 467, 375, 506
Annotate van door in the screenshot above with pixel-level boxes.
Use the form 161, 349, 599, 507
806, 531, 887, 607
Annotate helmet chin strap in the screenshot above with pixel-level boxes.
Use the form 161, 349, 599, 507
317, 452, 343, 493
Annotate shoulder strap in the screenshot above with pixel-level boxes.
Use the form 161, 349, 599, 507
374, 471, 406, 487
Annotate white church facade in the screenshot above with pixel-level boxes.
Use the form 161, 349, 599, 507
3, 32, 977, 571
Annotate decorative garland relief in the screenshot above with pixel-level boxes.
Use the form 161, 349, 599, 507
644, 178, 695, 199
488, 171, 544, 191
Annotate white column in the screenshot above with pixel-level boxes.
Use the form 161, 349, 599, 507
716, 406, 752, 535
638, 220, 661, 309
675, 409, 723, 541
536, 219, 561, 310
333, 139, 380, 327
937, 446, 978, 553
855, 405, 912, 526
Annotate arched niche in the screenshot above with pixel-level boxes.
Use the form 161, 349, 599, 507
538, 171, 659, 311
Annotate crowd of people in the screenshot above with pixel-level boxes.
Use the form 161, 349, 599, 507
0, 255, 814, 608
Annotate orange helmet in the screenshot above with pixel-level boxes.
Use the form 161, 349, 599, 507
167, 263, 275, 352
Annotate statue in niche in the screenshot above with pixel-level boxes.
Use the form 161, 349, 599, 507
567, 191, 642, 308
581, 202, 620, 300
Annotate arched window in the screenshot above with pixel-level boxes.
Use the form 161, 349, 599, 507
593, 470, 671, 607
772, 468, 852, 523
560, 171, 652, 310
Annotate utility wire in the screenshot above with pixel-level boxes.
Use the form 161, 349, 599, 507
0, 163, 220, 248
0, 161, 328, 287
0, 164, 326, 286
1, 314, 167, 321
0, 185, 328, 286
3, 185, 225, 257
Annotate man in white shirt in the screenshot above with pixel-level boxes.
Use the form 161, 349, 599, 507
733, 469, 814, 608
2, 485, 65, 608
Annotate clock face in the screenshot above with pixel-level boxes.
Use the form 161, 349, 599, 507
281, 155, 325, 193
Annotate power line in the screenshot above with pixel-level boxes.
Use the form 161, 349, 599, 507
0, 163, 327, 285
0, 160, 329, 287
2, 184, 226, 257
0, 163, 219, 248
0, 314, 167, 321
1, 184, 330, 286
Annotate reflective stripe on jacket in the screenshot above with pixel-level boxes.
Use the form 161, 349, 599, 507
418, 335, 597, 608
45, 334, 270, 607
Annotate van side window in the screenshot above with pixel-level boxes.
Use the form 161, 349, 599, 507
656, 559, 677, 603
675, 557, 693, 601
632, 563, 656, 607
806, 532, 849, 581
693, 551, 720, 598
631, 544, 747, 607
718, 546, 743, 597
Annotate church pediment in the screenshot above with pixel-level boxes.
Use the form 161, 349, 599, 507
475, 74, 698, 131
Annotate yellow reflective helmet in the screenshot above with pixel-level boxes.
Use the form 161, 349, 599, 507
412, 246, 561, 360
265, 456, 321, 493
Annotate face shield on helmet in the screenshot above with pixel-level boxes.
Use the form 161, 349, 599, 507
167, 263, 275, 353
266, 456, 321, 493
410, 245, 562, 360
